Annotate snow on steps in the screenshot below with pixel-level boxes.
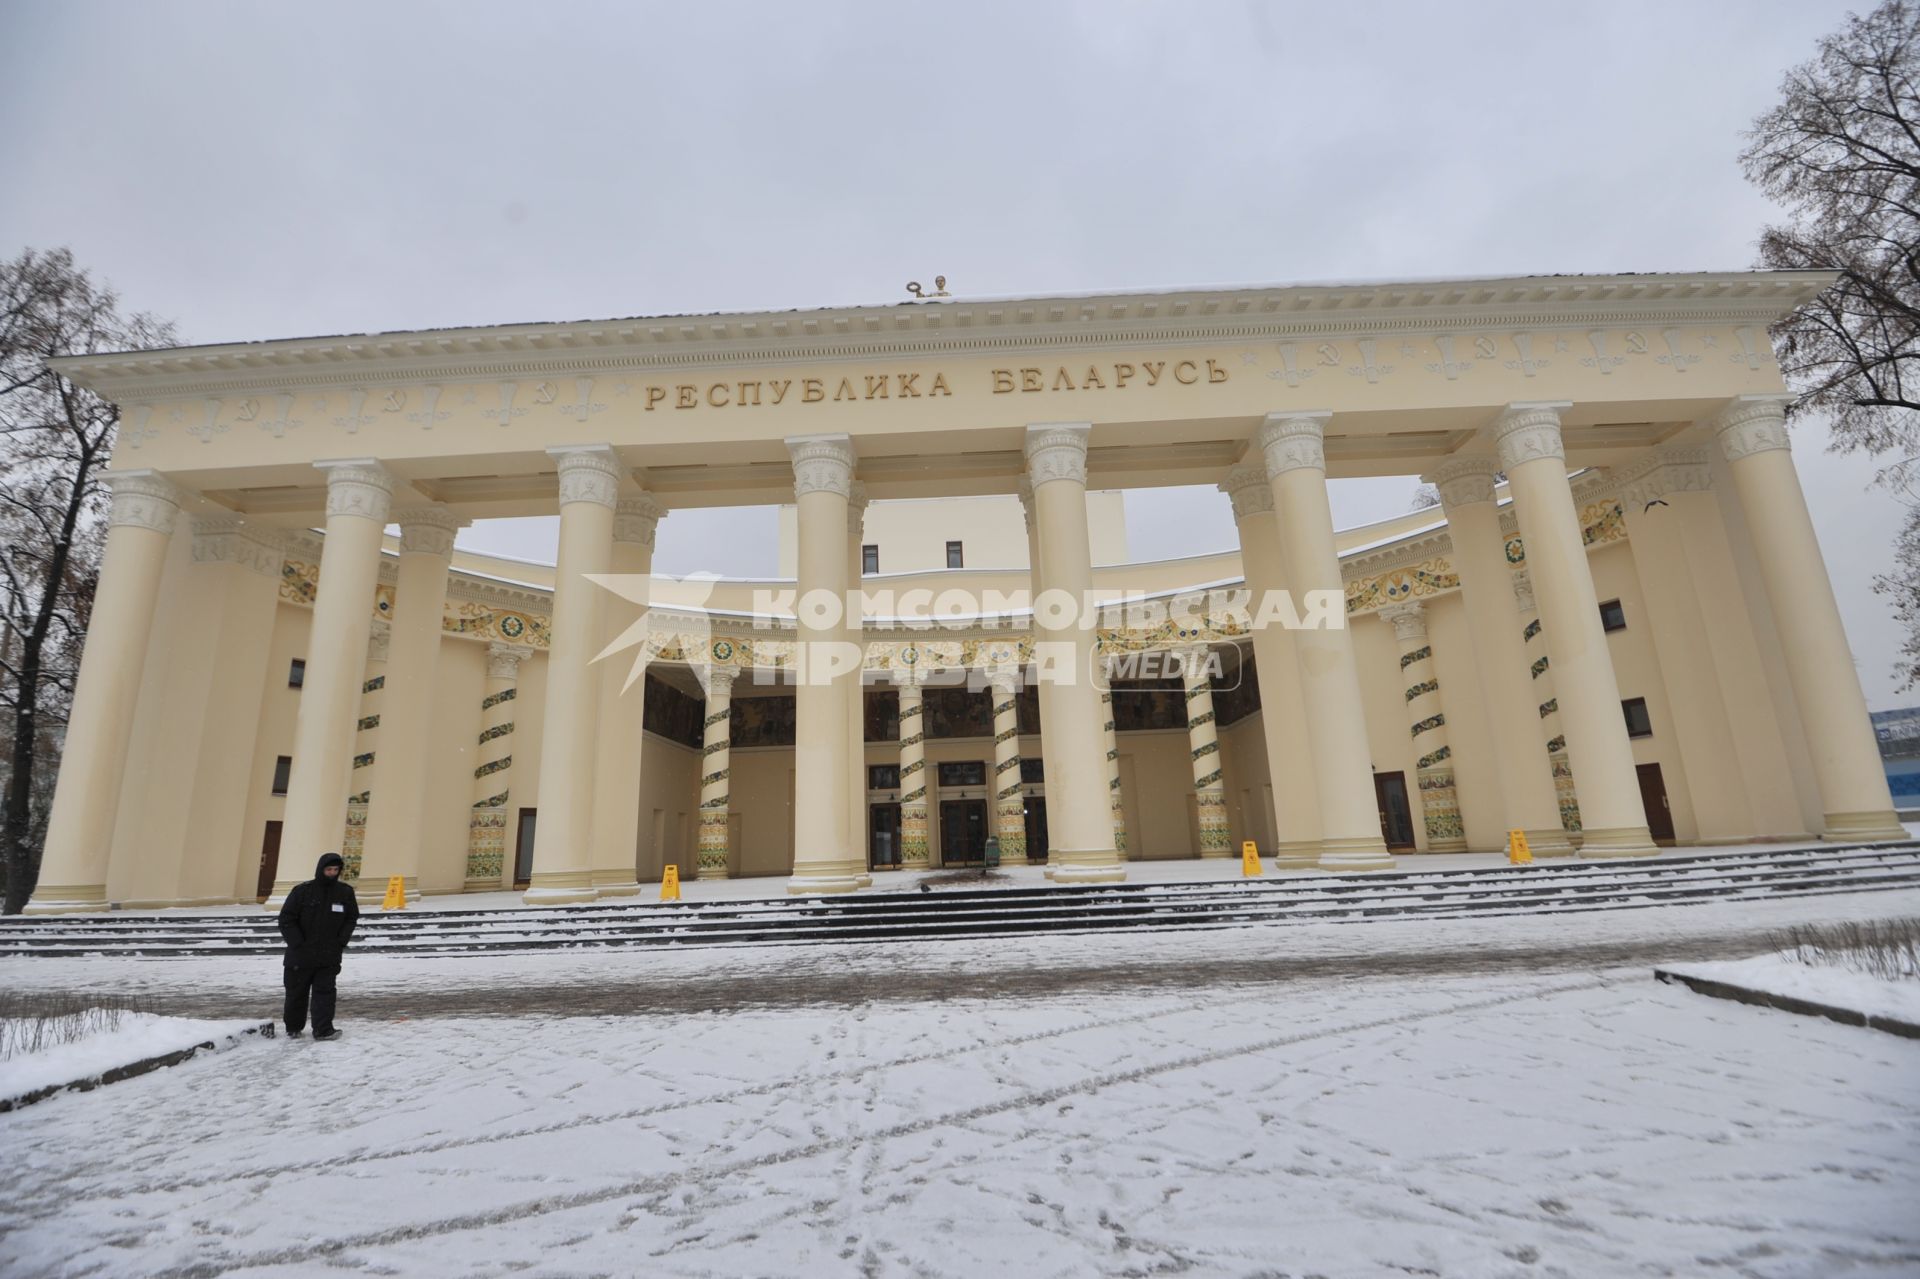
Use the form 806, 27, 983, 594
3, 840, 1918, 958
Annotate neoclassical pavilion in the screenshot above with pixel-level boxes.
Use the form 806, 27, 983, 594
24, 271, 1906, 912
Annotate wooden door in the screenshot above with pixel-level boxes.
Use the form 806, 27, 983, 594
1023, 796, 1048, 864
1374, 772, 1417, 850
513, 807, 538, 885
255, 821, 283, 900
1636, 763, 1676, 844
939, 799, 987, 867
869, 802, 901, 869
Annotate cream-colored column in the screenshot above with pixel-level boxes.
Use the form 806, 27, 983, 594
589, 494, 666, 897
1376, 603, 1470, 853
1017, 477, 1070, 863
1180, 647, 1233, 857
787, 434, 862, 893
1423, 457, 1575, 855
27, 472, 184, 914
1255, 414, 1394, 871
341, 622, 387, 884
1710, 396, 1905, 840
1100, 688, 1127, 858
1489, 405, 1655, 858
1024, 424, 1123, 883
466, 642, 529, 890
987, 668, 1029, 862
694, 663, 737, 880
524, 444, 621, 904
1221, 462, 1321, 867
846, 484, 873, 886
1510, 570, 1582, 837
357, 507, 460, 903
1613, 448, 1758, 843
264, 460, 394, 907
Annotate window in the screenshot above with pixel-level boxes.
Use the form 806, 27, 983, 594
946, 540, 964, 569
862, 543, 879, 575
867, 763, 900, 791
1019, 757, 1045, 783
288, 658, 306, 688
271, 755, 292, 796
937, 760, 987, 787
1622, 697, 1653, 739
1599, 599, 1626, 632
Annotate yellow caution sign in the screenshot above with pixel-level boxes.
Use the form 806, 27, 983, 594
660, 864, 682, 901
1241, 840, 1263, 877
381, 875, 407, 910
1506, 829, 1533, 865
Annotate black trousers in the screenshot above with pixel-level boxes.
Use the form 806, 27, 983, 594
283, 959, 341, 1035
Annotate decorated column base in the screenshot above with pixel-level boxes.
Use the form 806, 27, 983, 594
1316, 836, 1396, 872
1050, 849, 1126, 884
20, 883, 108, 915
591, 871, 642, 898
524, 868, 598, 904
787, 857, 867, 895
1415, 765, 1469, 854
1196, 790, 1233, 858
464, 809, 508, 891
1576, 825, 1659, 859
900, 804, 930, 870
1819, 810, 1911, 843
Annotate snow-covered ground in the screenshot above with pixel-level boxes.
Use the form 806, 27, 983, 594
2, 888, 1918, 1277
0, 1013, 266, 1102
1664, 954, 1920, 1025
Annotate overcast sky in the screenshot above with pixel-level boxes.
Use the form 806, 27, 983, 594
1, 0, 1909, 708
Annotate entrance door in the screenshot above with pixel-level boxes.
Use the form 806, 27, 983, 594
256, 821, 283, 900
513, 807, 538, 886
1636, 763, 1676, 844
1023, 796, 1048, 864
869, 802, 901, 870
1374, 772, 1417, 850
939, 799, 987, 867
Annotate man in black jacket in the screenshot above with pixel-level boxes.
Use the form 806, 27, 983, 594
276, 852, 359, 1040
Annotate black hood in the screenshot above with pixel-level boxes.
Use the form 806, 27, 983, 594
314, 853, 346, 883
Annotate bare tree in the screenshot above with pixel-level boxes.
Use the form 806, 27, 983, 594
1744, 0, 1920, 460
1743, 1, 1920, 689
0, 248, 175, 913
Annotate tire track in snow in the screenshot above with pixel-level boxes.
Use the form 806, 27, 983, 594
138, 978, 1613, 1279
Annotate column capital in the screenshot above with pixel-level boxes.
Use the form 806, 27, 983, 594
486, 642, 533, 681
547, 444, 622, 509
1711, 394, 1793, 461
190, 515, 282, 576
787, 433, 856, 499
1486, 402, 1572, 470
698, 664, 740, 699
1377, 601, 1429, 644
1421, 453, 1501, 510
1611, 445, 1714, 511
104, 469, 185, 534
890, 664, 930, 690
1219, 461, 1273, 521
1015, 477, 1039, 534
1024, 422, 1091, 487
315, 458, 395, 523
984, 667, 1022, 696
1254, 411, 1332, 478
395, 505, 464, 557
847, 481, 870, 536
614, 492, 667, 546
1511, 567, 1537, 614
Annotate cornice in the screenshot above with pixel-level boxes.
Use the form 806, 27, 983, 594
52, 271, 1831, 402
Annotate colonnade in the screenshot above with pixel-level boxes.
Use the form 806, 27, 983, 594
21, 396, 1907, 914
